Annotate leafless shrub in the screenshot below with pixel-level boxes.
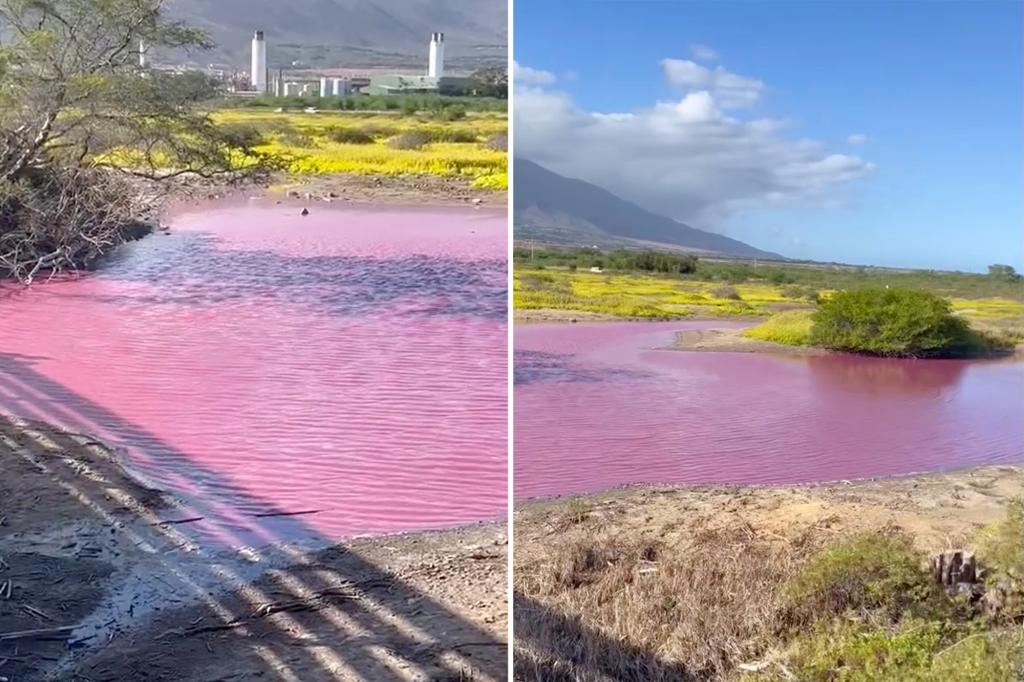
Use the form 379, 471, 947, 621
483, 133, 508, 152
0, 167, 159, 282
388, 131, 430, 150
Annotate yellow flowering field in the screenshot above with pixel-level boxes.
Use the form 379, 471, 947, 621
212, 109, 507, 189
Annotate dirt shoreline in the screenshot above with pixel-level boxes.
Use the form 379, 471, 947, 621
516, 464, 1024, 546
0, 416, 507, 681
175, 172, 506, 213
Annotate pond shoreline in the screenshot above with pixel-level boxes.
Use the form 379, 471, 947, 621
515, 309, 1024, 358
515, 461, 1024, 508
0, 416, 507, 681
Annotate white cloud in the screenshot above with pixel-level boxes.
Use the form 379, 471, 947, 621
847, 133, 870, 145
514, 59, 874, 228
513, 61, 557, 87
689, 43, 719, 62
660, 59, 765, 109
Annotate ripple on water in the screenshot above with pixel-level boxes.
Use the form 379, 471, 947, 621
0, 201, 508, 549
514, 321, 1024, 500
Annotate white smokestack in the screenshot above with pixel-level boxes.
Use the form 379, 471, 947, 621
251, 30, 267, 93
138, 39, 147, 68
428, 32, 445, 78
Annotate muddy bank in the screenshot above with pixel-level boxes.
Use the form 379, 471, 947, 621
275, 173, 506, 208
672, 325, 824, 355
515, 465, 1024, 554
513, 309, 623, 324
0, 416, 507, 682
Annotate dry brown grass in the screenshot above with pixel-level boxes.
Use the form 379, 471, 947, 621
513, 468, 1024, 682
514, 523, 811, 681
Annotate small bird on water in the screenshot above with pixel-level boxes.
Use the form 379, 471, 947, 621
300, 208, 309, 216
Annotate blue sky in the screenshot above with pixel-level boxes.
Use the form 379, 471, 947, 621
514, 0, 1022, 272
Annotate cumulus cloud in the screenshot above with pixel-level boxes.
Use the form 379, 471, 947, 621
513, 61, 557, 87
660, 59, 765, 109
514, 60, 874, 227
689, 43, 719, 62
847, 133, 870, 145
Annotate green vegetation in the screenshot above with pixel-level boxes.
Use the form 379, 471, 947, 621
783, 532, 949, 625
766, 524, 1024, 681
518, 248, 698, 274
988, 264, 1021, 281
779, 618, 1022, 682
978, 498, 1024, 618
809, 288, 1001, 358
231, 93, 507, 114
516, 246, 1024, 300
745, 289, 1014, 357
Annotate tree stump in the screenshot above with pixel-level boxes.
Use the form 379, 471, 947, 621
930, 549, 977, 587
930, 550, 985, 604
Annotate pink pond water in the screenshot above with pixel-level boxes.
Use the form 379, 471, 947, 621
514, 321, 1024, 500
0, 200, 507, 547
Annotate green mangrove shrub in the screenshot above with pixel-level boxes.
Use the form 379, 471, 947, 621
810, 288, 985, 357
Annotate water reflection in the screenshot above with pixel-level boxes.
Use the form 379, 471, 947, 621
804, 354, 970, 398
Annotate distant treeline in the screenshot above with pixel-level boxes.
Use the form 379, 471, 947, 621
227, 94, 507, 116
515, 246, 1024, 300
514, 247, 698, 274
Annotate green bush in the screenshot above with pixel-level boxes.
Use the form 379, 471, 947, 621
433, 104, 467, 121
216, 123, 265, 147
810, 288, 986, 358
784, 531, 943, 625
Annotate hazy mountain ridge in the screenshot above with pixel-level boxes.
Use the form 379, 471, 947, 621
514, 159, 783, 260
163, 0, 507, 70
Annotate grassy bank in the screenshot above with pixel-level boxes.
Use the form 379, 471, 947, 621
213, 108, 507, 189
514, 467, 1024, 681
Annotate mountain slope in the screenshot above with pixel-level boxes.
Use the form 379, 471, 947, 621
514, 158, 783, 260
164, 0, 506, 70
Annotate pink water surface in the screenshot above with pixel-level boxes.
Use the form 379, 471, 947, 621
0, 200, 507, 547
514, 321, 1024, 500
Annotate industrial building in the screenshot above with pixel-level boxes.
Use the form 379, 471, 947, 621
246, 30, 472, 97
363, 75, 471, 96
